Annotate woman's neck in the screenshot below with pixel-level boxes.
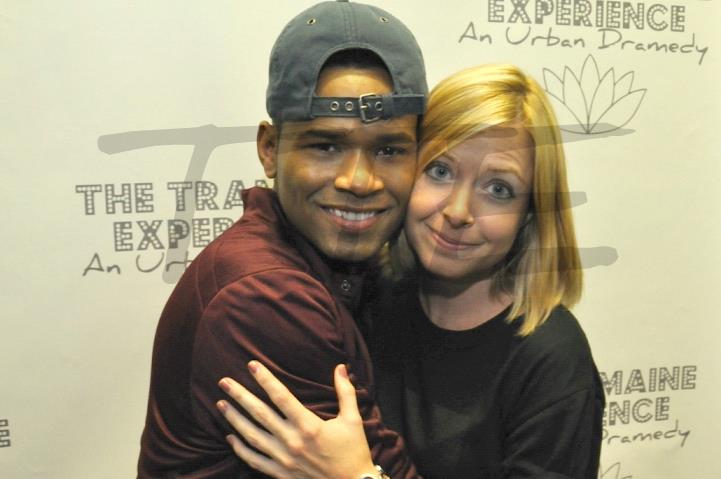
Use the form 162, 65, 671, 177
418, 274, 512, 331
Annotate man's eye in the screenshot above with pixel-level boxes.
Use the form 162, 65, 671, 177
376, 146, 405, 157
309, 143, 340, 153
485, 182, 515, 200
424, 162, 452, 181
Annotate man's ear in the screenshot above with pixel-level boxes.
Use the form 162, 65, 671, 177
257, 121, 279, 179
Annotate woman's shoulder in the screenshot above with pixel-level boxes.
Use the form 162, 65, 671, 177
504, 306, 604, 415
518, 305, 590, 353
510, 306, 598, 380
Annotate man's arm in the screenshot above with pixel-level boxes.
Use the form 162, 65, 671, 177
190, 268, 418, 478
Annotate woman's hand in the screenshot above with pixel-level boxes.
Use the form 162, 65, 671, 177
217, 362, 377, 479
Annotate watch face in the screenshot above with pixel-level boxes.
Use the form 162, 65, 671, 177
375, 465, 389, 479
357, 465, 387, 479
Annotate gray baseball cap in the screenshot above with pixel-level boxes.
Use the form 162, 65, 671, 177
266, 0, 427, 123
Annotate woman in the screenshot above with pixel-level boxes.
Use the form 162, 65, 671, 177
216, 64, 604, 478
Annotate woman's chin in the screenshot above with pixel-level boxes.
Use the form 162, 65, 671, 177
421, 261, 493, 285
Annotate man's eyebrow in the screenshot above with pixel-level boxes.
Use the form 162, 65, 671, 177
295, 128, 351, 142
375, 131, 416, 144
294, 128, 416, 145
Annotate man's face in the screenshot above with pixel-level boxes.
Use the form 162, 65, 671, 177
258, 66, 418, 262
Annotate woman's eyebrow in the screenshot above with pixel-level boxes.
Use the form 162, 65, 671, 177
439, 151, 461, 164
482, 162, 530, 186
486, 165, 522, 177
446, 149, 524, 179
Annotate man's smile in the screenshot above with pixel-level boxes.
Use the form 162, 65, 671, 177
320, 206, 387, 232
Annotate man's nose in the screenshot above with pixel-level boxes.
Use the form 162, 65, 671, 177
334, 150, 384, 196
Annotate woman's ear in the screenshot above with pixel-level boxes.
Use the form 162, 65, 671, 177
257, 121, 279, 179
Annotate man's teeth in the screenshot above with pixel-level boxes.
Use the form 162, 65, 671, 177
327, 208, 377, 221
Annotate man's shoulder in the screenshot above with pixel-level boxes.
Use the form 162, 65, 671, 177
195, 215, 312, 292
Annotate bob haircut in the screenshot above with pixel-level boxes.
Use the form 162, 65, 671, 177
389, 64, 582, 336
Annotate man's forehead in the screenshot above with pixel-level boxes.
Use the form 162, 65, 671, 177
280, 116, 418, 141
316, 65, 393, 90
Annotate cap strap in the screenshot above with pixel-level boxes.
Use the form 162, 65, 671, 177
310, 94, 424, 123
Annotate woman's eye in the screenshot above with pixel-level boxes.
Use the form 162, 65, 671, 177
425, 163, 452, 181
486, 182, 515, 200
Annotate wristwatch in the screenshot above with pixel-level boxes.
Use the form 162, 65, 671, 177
358, 465, 390, 479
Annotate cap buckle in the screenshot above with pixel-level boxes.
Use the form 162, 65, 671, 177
359, 93, 382, 123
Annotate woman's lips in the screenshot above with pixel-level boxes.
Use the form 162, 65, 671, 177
428, 226, 479, 251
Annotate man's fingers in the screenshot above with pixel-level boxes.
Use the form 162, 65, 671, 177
334, 364, 361, 422
218, 378, 292, 442
226, 434, 292, 479
248, 361, 318, 425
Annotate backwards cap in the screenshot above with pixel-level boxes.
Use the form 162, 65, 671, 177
266, 0, 427, 123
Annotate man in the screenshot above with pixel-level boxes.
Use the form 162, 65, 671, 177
138, 1, 427, 477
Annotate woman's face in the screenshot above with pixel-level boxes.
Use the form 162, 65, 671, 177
405, 124, 534, 282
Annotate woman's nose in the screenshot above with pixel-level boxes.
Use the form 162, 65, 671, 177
442, 186, 474, 228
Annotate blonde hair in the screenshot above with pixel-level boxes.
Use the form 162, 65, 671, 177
391, 64, 582, 336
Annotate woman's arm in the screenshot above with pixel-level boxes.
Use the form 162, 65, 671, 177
502, 311, 604, 478
217, 361, 388, 479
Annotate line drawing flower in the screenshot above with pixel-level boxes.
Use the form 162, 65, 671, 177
543, 55, 647, 134
599, 462, 633, 479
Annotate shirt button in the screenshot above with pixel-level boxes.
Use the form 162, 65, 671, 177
340, 279, 351, 292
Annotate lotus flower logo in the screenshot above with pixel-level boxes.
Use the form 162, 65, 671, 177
543, 55, 647, 134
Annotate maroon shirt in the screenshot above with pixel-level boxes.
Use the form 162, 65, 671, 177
138, 187, 417, 478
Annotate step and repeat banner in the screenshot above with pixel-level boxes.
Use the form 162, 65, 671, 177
2, 1, 720, 478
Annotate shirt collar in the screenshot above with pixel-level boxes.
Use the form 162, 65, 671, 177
242, 187, 369, 312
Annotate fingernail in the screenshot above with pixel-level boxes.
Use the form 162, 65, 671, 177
217, 400, 228, 412
225, 434, 234, 445
339, 364, 348, 378
219, 378, 231, 392
248, 360, 259, 374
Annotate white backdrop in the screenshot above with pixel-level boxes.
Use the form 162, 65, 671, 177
2, 1, 720, 478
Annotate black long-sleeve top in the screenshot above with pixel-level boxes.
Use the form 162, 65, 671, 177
368, 283, 605, 478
